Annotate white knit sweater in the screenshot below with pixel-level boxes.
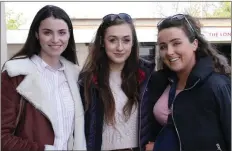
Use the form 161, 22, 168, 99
101, 71, 138, 150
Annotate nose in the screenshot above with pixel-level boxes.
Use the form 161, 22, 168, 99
51, 34, 59, 43
117, 41, 124, 51
166, 45, 175, 56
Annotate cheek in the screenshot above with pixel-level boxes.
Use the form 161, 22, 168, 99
159, 51, 166, 59
61, 35, 70, 43
105, 44, 116, 53
39, 35, 50, 44
125, 44, 132, 51
181, 48, 195, 60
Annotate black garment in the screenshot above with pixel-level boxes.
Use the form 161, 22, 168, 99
78, 58, 155, 151
148, 56, 231, 151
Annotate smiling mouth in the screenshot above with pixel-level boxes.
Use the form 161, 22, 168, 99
114, 53, 124, 57
169, 57, 180, 62
49, 45, 61, 49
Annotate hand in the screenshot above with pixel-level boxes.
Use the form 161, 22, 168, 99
145, 141, 154, 151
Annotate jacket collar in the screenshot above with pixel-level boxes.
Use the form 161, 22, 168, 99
166, 56, 214, 89
3, 57, 86, 150
3, 56, 82, 128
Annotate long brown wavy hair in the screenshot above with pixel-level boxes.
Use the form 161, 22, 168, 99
79, 16, 140, 125
156, 14, 231, 77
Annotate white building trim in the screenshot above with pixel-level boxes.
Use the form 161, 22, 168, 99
7, 27, 231, 44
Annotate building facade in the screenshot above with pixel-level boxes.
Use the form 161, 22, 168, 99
4, 16, 231, 67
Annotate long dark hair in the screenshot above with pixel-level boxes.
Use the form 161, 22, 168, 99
80, 14, 140, 125
10, 5, 78, 64
156, 14, 230, 76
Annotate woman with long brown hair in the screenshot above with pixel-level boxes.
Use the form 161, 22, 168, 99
1, 5, 86, 151
79, 13, 155, 151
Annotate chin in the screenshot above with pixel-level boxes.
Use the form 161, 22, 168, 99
48, 53, 63, 58
168, 65, 183, 73
111, 58, 126, 64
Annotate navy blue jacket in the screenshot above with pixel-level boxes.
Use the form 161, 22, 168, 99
147, 56, 231, 151
79, 58, 155, 151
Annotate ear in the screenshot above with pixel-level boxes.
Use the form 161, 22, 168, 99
192, 39, 198, 52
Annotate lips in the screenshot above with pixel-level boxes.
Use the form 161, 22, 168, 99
49, 45, 61, 49
114, 53, 124, 57
169, 57, 180, 62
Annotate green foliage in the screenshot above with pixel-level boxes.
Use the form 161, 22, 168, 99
6, 10, 25, 30
213, 2, 231, 18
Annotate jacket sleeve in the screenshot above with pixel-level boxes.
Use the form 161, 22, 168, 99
1, 71, 45, 151
147, 71, 167, 142
214, 82, 231, 150
79, 83, 90, 146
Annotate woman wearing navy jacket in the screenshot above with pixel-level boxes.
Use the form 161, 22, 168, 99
78, 13, 155, 151
145, 14, 231, 151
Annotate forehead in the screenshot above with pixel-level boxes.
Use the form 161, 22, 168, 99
105, 23, 132, 37
157, 27, 186, 43
39, 17, 69, 30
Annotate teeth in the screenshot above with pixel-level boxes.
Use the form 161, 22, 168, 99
169, 58, 179, 62
50, 45, 61, 49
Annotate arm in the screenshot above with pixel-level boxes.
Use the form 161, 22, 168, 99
79, 83, 90, 148
1, 71, 45, 151
214, 82, 231, 150
145, 71, 168, 150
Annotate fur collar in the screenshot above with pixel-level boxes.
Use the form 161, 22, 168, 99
2, 57, 86, 150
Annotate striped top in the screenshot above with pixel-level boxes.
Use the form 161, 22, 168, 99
31, 55, 74, 150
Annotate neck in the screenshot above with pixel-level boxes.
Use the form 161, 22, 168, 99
109, 62, 125, 72
39, 53, 61, 69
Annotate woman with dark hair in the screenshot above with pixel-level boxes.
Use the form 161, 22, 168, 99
1, 5, 86, 150
145, 14, 231, 151
78, 13, 155, 151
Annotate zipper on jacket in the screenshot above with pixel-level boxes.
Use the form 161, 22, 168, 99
139, 73, 152, 151
171, 104, 182, 151
171, 78, 200, 151
216, 143, 222, 151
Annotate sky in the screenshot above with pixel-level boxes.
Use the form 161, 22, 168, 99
5, 2, 220, 29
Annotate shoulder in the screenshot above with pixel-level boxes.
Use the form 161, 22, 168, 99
139, 57, 155, 71
148, 69, 169, 92
2, 57, 35, 77
203, 72, 231, 101
1, 70, 25, 89
150, 69, 168, 83
60, 57, 81, 77
206, 72, 230, 88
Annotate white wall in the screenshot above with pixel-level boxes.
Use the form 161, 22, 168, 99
1, 2, 8, 67
76, 43, 89, 67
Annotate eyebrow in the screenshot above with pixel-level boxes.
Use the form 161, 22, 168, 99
107, 35, 131, 38
158, 38, 181, 45
41, 28, 68, 31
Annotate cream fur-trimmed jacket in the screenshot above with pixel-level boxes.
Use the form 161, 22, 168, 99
2, 56, 86, 150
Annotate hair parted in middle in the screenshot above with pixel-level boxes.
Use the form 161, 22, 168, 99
79, 13, 140, 125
